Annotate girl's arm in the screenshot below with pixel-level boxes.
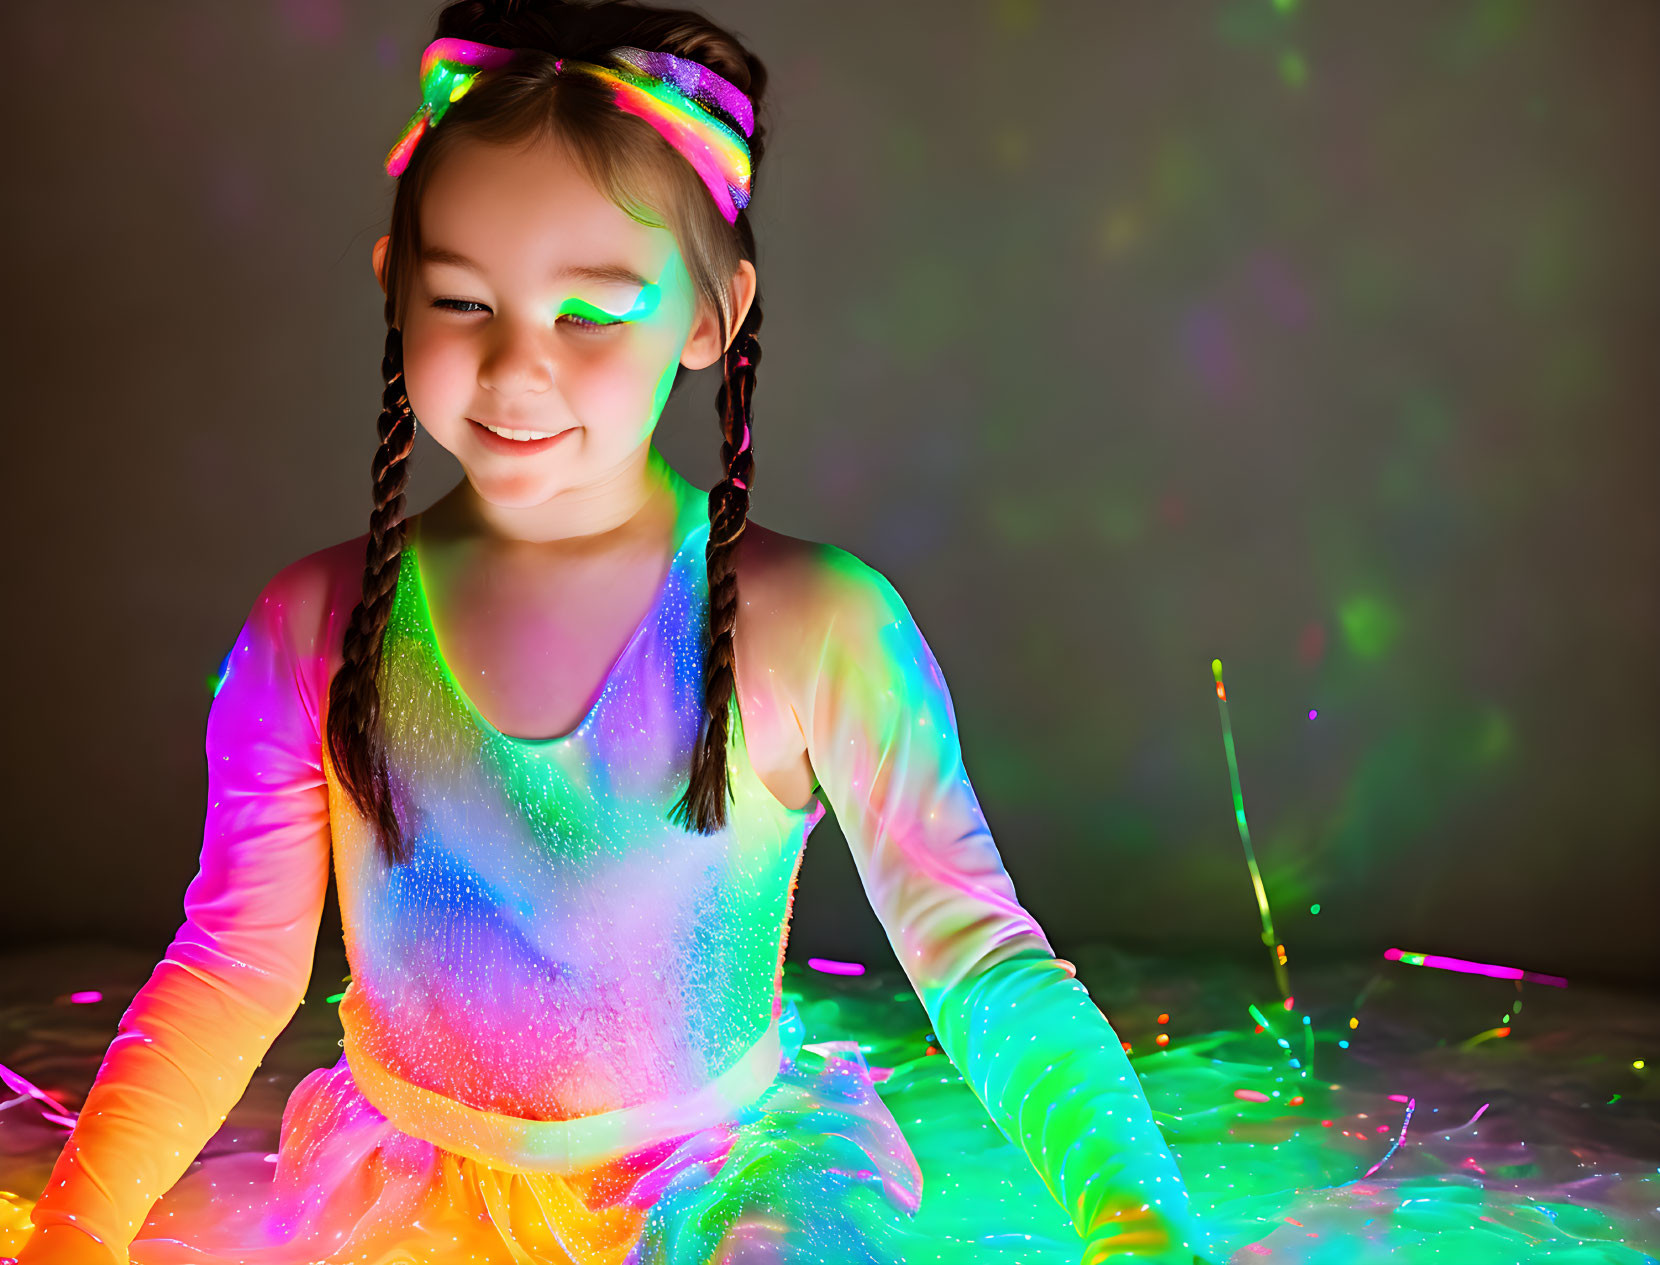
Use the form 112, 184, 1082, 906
21, 557, 338, 1263
795, 548, 1213, 1265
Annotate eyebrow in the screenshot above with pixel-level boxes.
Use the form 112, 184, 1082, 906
420, 245, 650, 288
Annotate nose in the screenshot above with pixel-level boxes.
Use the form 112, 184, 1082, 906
477, 312, 556, 396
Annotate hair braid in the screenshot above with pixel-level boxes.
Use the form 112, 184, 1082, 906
669, 301, 762, 834
325, 325, 418, 866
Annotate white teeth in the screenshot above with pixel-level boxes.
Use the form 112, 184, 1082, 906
479, 422, 561, 441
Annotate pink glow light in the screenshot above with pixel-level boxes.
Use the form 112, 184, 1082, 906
1384, 948, 1567, 988
806, 957, 866, 976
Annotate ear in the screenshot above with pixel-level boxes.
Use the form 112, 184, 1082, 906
681, 259, 757, 372
372, 234, 391, 295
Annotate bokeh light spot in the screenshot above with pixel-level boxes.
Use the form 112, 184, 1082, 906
1339, 595, 1402, 660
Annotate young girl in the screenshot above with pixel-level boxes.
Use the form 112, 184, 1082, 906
17, 3, 1215, 1262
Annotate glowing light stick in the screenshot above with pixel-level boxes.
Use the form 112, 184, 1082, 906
1458, 1026, 1512, 1049
807, 958, 866, 977
1360, 1096, 1416, 1178
1211, 658, 1315, 1077
1384, 948, 1567, 988
1211, 659, 1290, 996
0, 1058, 77, 1129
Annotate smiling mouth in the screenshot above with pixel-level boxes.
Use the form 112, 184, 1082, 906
469, 418, 569, 442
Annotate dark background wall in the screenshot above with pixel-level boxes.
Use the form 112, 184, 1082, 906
5, 1, 1655, 985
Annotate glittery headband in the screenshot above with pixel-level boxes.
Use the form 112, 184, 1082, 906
384, 37, 754, 224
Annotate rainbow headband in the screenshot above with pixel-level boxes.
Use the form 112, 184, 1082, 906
385, 37, 754, 225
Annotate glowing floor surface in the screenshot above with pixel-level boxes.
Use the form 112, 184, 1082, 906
1, 942, 1654, 1263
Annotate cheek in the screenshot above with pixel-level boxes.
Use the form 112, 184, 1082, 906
574, 328, 681, 428
400, 320, 476, 417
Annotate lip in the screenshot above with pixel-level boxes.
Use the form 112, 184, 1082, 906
468, 417, 575, 455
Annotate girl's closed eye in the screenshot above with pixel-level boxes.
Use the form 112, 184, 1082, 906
430, 297, 626, 332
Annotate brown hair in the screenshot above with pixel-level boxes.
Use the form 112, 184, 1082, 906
325, 0, 769, 865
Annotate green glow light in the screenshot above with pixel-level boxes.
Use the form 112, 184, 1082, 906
1338, 594, 1402, 660
1213, 660, 1314, 1078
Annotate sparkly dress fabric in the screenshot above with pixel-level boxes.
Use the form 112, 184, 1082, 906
18, 476, 1211, 1265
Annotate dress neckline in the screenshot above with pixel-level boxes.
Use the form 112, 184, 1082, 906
404, 505, 710, 748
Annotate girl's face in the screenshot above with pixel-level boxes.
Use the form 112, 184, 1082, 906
375, 133, 745, 510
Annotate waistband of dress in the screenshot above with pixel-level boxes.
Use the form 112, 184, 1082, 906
342, 1014, 782, 1174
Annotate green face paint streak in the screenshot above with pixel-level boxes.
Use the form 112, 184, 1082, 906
646, 334, 680, 428
638, 252, 698, 438
559, 283, 664, 325
615, 283, 662, 320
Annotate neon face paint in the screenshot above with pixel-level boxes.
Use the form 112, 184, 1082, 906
561, 280, 664, 326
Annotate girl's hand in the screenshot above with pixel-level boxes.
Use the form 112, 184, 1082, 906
12, 1223, 124, 1265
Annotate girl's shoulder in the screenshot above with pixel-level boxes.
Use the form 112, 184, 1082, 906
738, 514, 911, 612
731, 518, 914, 675
238, 530, 375, 684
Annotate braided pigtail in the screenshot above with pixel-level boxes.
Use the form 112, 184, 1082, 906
669, 301, 762, 835
324, 325, 417, 866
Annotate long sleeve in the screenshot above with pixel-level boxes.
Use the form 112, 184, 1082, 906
24, 558, 337, 1261
798, 550, 1214, 1264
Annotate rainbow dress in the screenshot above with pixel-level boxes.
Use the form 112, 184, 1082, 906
19, 479, 1212, 1264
